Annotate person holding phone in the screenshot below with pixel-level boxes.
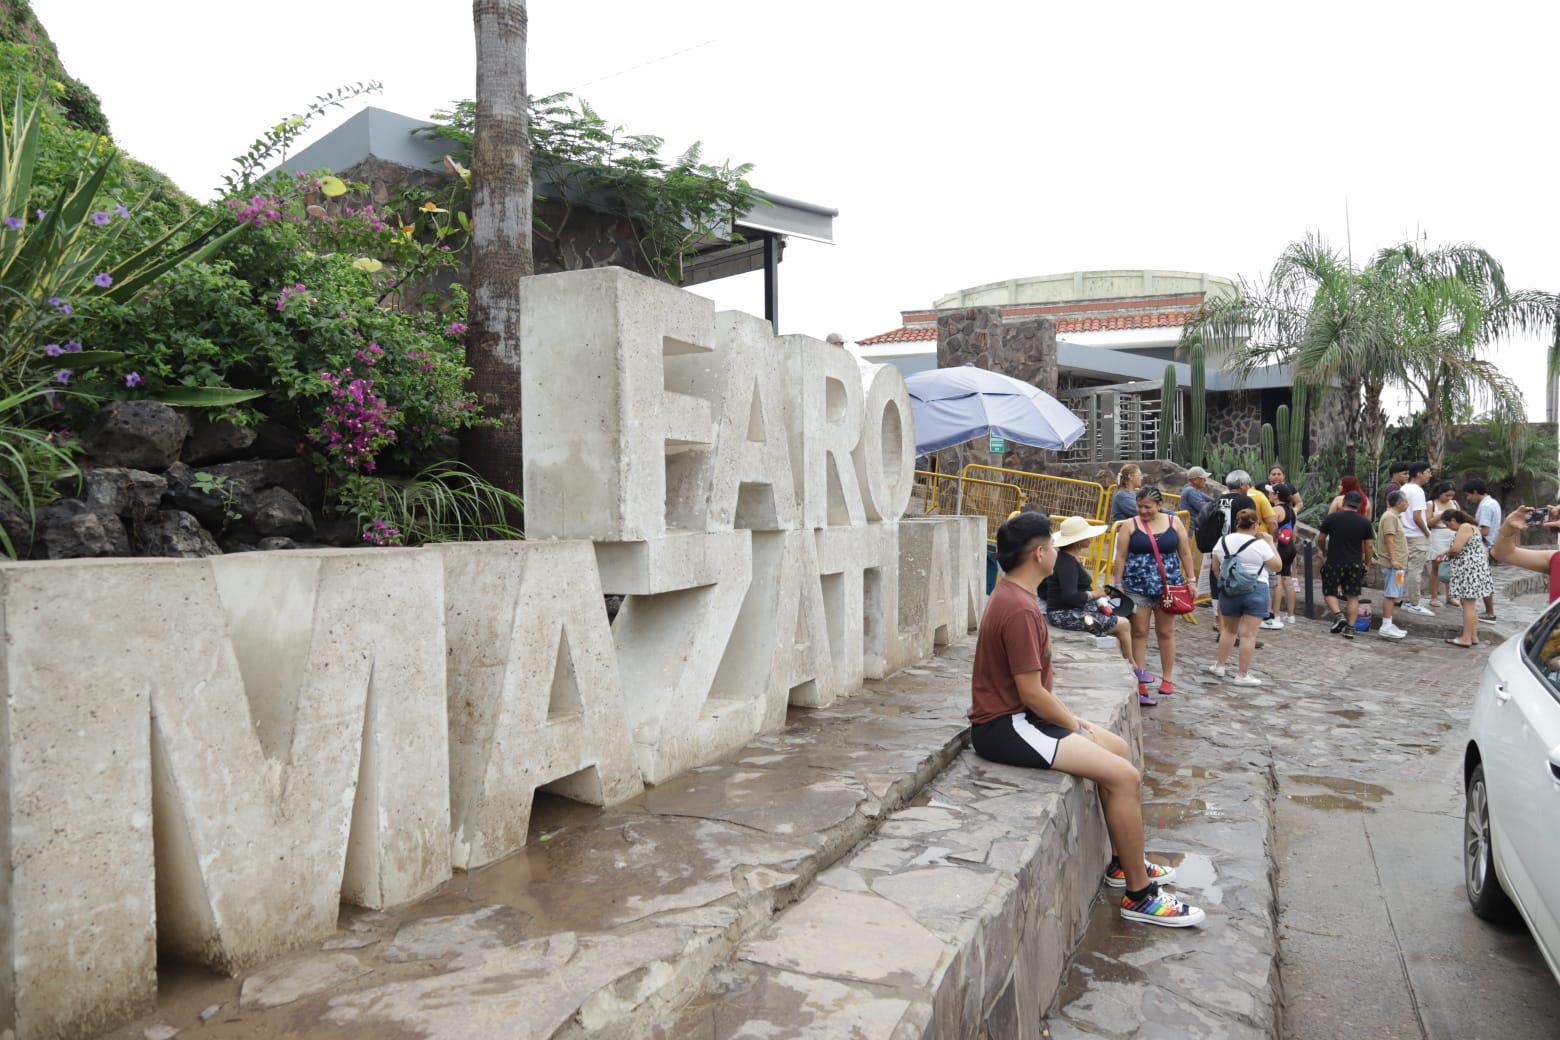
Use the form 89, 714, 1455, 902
1491, 504, 1560, 601
1373, 490, 1410, 639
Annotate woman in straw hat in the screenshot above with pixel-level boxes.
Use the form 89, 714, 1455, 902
1040, 514, 1150, 699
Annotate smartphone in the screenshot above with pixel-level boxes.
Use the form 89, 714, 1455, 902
1528, 508, 1550, 526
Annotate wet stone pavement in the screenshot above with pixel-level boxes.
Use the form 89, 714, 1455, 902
1045, 567, 1560, 1040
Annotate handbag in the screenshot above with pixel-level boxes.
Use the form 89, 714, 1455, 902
1141, 518, 1196, 614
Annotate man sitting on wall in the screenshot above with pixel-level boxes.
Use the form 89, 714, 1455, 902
968, 513, 1205, 928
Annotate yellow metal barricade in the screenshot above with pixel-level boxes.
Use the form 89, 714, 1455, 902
1162, 491, 1180, 513
914, 471, 1024, 543
961, 464, 1109, 521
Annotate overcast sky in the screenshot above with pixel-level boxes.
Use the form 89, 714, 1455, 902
35, 0, 1560, 417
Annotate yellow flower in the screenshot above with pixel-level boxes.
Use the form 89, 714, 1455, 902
419, 201, 447, 214
50, 80, 65, 93
399, 224, 415, 237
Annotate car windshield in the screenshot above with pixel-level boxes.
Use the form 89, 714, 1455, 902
1521, 597, 1560, 704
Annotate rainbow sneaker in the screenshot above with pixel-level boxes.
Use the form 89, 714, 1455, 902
1120, 885, 1205, 927
1104, 859, 1177, 889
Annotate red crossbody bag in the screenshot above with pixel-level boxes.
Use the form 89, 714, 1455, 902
1141, 518, 1196, 614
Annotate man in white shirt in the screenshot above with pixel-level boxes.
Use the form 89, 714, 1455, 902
1399, 462, 1434, 615
1465, 477, 1502, 621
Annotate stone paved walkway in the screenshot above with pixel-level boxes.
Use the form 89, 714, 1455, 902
1044, 576, 1560, 1040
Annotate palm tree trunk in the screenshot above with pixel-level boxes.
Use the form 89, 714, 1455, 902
1423, 393, 1448, 474
1360, 376, 1387, 502
462, 0, 533, 496
1341, 376, 1362, 475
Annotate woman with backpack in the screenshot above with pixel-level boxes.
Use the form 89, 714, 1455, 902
1264, 483, 1300, 628
1207, 509, 1281, 687
1109, 487, 1195, 705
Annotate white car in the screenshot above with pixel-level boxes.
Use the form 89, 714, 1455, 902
1465, 601, 1560, 984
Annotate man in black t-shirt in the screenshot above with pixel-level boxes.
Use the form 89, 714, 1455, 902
1317, 491, 1374, 637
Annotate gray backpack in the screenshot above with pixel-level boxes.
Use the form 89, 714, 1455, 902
1218, 537, 1262, 596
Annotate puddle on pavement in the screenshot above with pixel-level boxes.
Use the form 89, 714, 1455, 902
1287, 793, 1372, 812
1141, 798, 1227, 828
1288, 774, 1391, 800
1159, 851, 1223, 905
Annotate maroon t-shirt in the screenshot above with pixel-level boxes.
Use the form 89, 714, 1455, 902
1549, 552, 1560, 603
969, 579, 1052, 725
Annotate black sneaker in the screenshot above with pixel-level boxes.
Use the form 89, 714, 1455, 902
1330, 614, 1349, 634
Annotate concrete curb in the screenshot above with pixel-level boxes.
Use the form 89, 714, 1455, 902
673, 653, 1139, 1038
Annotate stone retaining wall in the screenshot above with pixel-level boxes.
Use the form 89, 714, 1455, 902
0, 269, 985, 1040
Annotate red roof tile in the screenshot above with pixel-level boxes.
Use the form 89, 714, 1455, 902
856, 309, 1196, 346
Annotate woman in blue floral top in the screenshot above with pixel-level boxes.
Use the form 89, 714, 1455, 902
1109, 487, 1194, 704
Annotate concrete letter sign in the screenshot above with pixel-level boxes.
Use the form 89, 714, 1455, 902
522, 267, 717, 541
597, 531, 754, 784
437, 541, 643, 871
815, 524, 879, 695
953, 515, 988, 635
0, 560, 158, 1040
153, 550, 448, 972
853, 362, 916, 523
782, 334, 867, 529
705, 310, 800, 531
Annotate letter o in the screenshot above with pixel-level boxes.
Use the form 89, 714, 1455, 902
854, 364, 916, 521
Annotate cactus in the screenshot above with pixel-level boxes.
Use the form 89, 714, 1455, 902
1186, 348, 1207, 468
1158, 365, 1177, 459
1261, 422, 1275, 466
1276, 404, 1291, 474
1283, 385, 1308, 477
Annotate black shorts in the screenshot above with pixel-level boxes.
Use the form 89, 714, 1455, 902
1278, 545, 1296, 577
1322, 561, 1365, 599
971, 710, 1075, 770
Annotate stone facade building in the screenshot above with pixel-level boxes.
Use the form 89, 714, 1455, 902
857, 270, 1333, 473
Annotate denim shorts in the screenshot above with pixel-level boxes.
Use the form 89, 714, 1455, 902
1380, 565, 1404, 599
1219, 584, 1271, 618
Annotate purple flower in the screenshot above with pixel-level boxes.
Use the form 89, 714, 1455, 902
114, 204, 130, 219
54, 369, 73, 385
124, 372, 143, 388
64, 340, 82, 353
34, 209, 46, 220
3, 216, 21, 230
93, 272, 113, 288
47, 297, 72, 314
446, 321, 467, 337
90, 211, 111, 226
44, 343, 63, 357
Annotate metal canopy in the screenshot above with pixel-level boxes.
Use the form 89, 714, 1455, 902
283, 107, 837, 330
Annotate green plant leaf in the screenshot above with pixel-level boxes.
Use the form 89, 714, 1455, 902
56, 350, 125, 368
148, 386, 267, 407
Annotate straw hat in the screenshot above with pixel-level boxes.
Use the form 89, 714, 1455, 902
1051, 515, 1109, 549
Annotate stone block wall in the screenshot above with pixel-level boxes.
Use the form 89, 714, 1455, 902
933, 308, 1059, 475
1206, 390, 1264, 452
0, 269, 985, 1040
